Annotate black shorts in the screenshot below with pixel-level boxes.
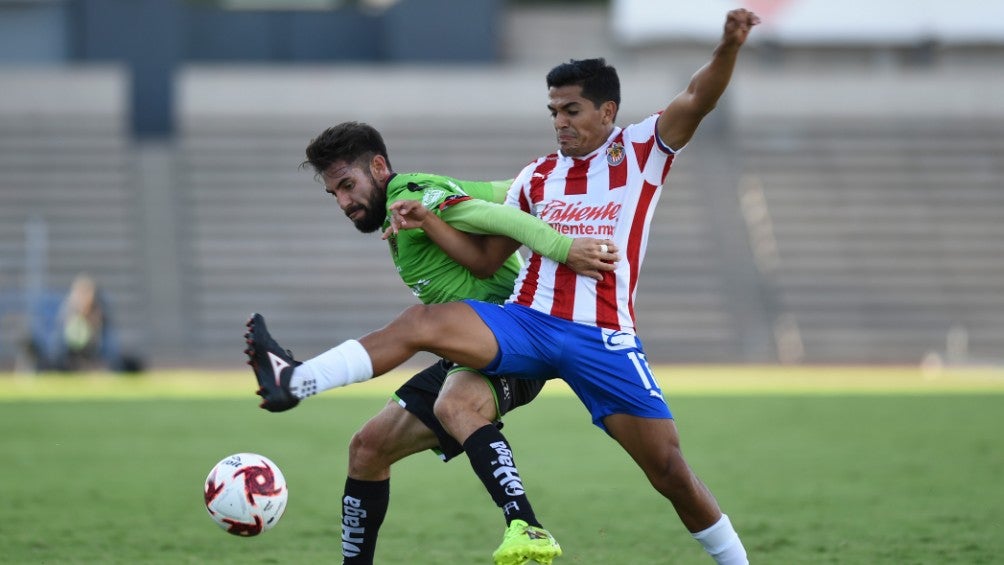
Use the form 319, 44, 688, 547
393, 359, 546, 462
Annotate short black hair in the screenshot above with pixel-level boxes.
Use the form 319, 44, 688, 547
546, 58, 621, 112
302, 121, 391, 176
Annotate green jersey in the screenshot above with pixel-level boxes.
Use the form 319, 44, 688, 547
383, 173, 521, 305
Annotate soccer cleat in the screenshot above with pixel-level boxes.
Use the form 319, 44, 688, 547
244, 313, 302, 412
492, 519, 562, 565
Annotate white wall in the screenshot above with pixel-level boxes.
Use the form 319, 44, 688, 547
613, 0, 1004, 46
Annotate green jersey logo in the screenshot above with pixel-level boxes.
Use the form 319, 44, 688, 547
422, 189, 445, 209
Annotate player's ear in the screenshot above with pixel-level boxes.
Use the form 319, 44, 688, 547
370, 154, 390, 181
600, 100, 618, 125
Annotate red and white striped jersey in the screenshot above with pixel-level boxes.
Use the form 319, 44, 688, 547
506, 113, 676, 333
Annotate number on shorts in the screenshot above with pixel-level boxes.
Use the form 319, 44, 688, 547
628, 351, 660, 396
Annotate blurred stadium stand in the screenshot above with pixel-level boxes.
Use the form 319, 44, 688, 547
1, 0, 1002, 368
736, 118, 1004, 363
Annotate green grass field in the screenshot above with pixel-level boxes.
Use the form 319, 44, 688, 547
2, 366, 1003, 564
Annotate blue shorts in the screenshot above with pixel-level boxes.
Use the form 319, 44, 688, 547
464, 300, 672, 432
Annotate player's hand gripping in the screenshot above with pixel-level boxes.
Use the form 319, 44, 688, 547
384, 199, 430, 238
566, 238, 619, 281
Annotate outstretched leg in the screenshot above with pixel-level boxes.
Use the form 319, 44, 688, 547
357, 302, 501, 375
245, 303, 501, 408
603, 414, 748, 565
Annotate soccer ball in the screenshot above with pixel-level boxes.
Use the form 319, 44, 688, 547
204, 452, 288, 536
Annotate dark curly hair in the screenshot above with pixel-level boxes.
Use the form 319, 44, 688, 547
302, 121, 391, 177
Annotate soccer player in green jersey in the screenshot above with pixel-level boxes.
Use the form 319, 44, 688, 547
253, 121, 615, 565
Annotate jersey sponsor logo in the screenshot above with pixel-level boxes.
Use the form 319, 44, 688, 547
602, 329, 637, 351
540, 198, 619, 236
422, 188, 446, 208
267, 351, 290, 386
606, 142, 625, 166
539, 200, 621, 223
549, 223, 615, 236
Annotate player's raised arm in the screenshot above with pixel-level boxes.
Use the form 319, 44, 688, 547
657, 8, 759, 151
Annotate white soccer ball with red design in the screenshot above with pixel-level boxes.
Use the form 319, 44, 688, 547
204, 453, 288, 536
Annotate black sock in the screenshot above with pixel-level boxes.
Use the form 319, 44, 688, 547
463, 424, 540, 527
341, 477, 390, 564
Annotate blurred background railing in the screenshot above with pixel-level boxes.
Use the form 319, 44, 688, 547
1, 0, 1002, 368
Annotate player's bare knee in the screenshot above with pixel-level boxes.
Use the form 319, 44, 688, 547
399, 304, 434, 332
432, 393, 466, 433
347, 426, 390, 474
646, 448, 694, 496
398, 304, 452, 344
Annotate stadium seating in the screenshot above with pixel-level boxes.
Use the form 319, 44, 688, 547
2, 72, 1003, 367
0, 114, 147, 364
738, 119, 1004, 363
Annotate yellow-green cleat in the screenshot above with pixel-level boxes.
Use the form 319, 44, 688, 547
492, 519, 562, 565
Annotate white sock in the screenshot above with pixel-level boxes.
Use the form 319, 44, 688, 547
288, 340, 373, 399
692, 514, 748, 565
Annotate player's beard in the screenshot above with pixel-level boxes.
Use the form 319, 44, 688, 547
351, 173, 388, 234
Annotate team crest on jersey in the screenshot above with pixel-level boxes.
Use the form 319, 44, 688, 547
422, 189, 445, 208
606, 142, 625, 166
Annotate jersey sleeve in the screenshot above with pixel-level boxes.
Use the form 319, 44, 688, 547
487, 179, 514, 204
388, 174, 497, 213
439, 199, 572, 263
626, 113, 678, 187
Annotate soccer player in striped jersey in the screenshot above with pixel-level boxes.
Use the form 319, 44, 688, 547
248, 9, 758, 565
252, 121, 614, 564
